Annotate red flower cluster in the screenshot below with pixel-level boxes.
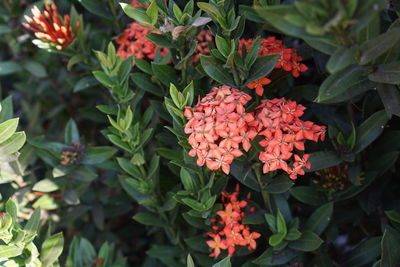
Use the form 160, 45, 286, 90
206, 185, 261, 258
130, 0, 147, 8
240, 37, 308, 96
253, 98, 326, 179
193, 30, 213, 64
116, 22, 169, 62
22, 3, 80, 50
184, 86, 257, 174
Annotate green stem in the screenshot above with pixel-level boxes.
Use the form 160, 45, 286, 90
254, 165, 272, 213
232, 67, 241, 88
109, 0, 121, 33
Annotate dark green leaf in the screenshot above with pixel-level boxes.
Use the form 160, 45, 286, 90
354, 110, 389, 153
369, 62, 400, 85
305, 202, 333, 235
288, 230, 323, 252
244, 54, 279, 85
290, 186, 326, 206
200, 55, 236, 87
343, 237, 381, 267
264, 174, 294, 194
133, 212, 165, 227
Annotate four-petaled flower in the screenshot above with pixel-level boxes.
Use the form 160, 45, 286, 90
247, 77, 271, 96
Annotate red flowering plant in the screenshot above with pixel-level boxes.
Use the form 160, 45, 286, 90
2, 0, 400, 266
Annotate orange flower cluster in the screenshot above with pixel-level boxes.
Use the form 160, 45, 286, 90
130, 0, 147, 8
184, 86, 257, 174
240, 37, 308, 96
116, 22, 169, 61
193, 30, 213, 64
253, 98, 326, 179
22, 3, 80, 50
206, 185, 261, 258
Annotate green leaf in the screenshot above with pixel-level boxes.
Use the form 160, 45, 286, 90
354, 110, 389, 153
197, 2, 222, 21
304, 202, 333, 235
276, 210, 287, 235
359, 28, 400, 65
343, 237, 381, 267
200, 55, 235, 87
0, 118, 19, 144
285, 228, 302, 241
81, 146, 117, 165
385, 210, 400, 223
265, 213, 277, 232
180, 168, 196, 192
133, 212, 165, 227
215, 35, 231, 58
120, 3, 151, 24
151, 63, 178, 87
244, 54, 279, 85
288, 230, 323, 252
25, 208, 41, 233
381, 227, 400, 267
326, 46, 359, 73
252, 247, 300, 266
5, 199, 17, 225
93, 71, 113, 88
0, 245, 23, 258
41, 232, 64, 266
78, 0, 110, 19
377, 84, 400, 117
0, 132, 26, 156
187, 254, 195, 267
264, 175, 294, 194
306, 151, 343, 172
146, 0, 159, 25
0, 61, 22, 76
212, 256, 231, 267
74, 76, 99, 92
269, 233, 285, 247
33, 179, 60, 193
131, 72, 164, 97
368, 61, 400, 85
316, 65, 374, 104
65, 119, 80, 143
290, 186, 326, 206
22, 60, 47, 78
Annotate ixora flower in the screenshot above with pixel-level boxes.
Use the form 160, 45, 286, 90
116, 22, 169, 62
252, 98, 326, 179
184, 86, 258, 174
193, 30, 214, 64
206, 185, 261, 258
130, 0, 147, 8
22, 3, 80, 50
240, 37, 308, 96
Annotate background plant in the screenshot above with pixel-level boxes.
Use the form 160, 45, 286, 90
1, 0, 400, 266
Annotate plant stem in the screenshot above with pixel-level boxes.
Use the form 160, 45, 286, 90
254, 165, 272, 213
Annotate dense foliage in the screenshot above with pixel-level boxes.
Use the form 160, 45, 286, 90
1, 0, 400, 266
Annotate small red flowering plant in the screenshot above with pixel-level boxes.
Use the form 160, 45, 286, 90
206, 185, 261, 258
7, 0, 398, 266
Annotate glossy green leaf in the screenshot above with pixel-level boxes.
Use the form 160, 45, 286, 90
343, 237, 381, 267
316, 65, 374, 104
305, 202, 333, 235
200, 56, 236, 87
359, 28, 400, 65
326, 46, 359, 73
253, 247, 300, 266
290, 186, 326, 206
288, 230, 323, 252
41, 232, 64, 266
133, 212, 165, 227
33, 179, 60, 193
354, 110, 389, 153
264, 174, 294, 194
306, 151, 343, 172
368, 62, 400, 85
0, 118, 19, 144
244, 54, 279, 85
